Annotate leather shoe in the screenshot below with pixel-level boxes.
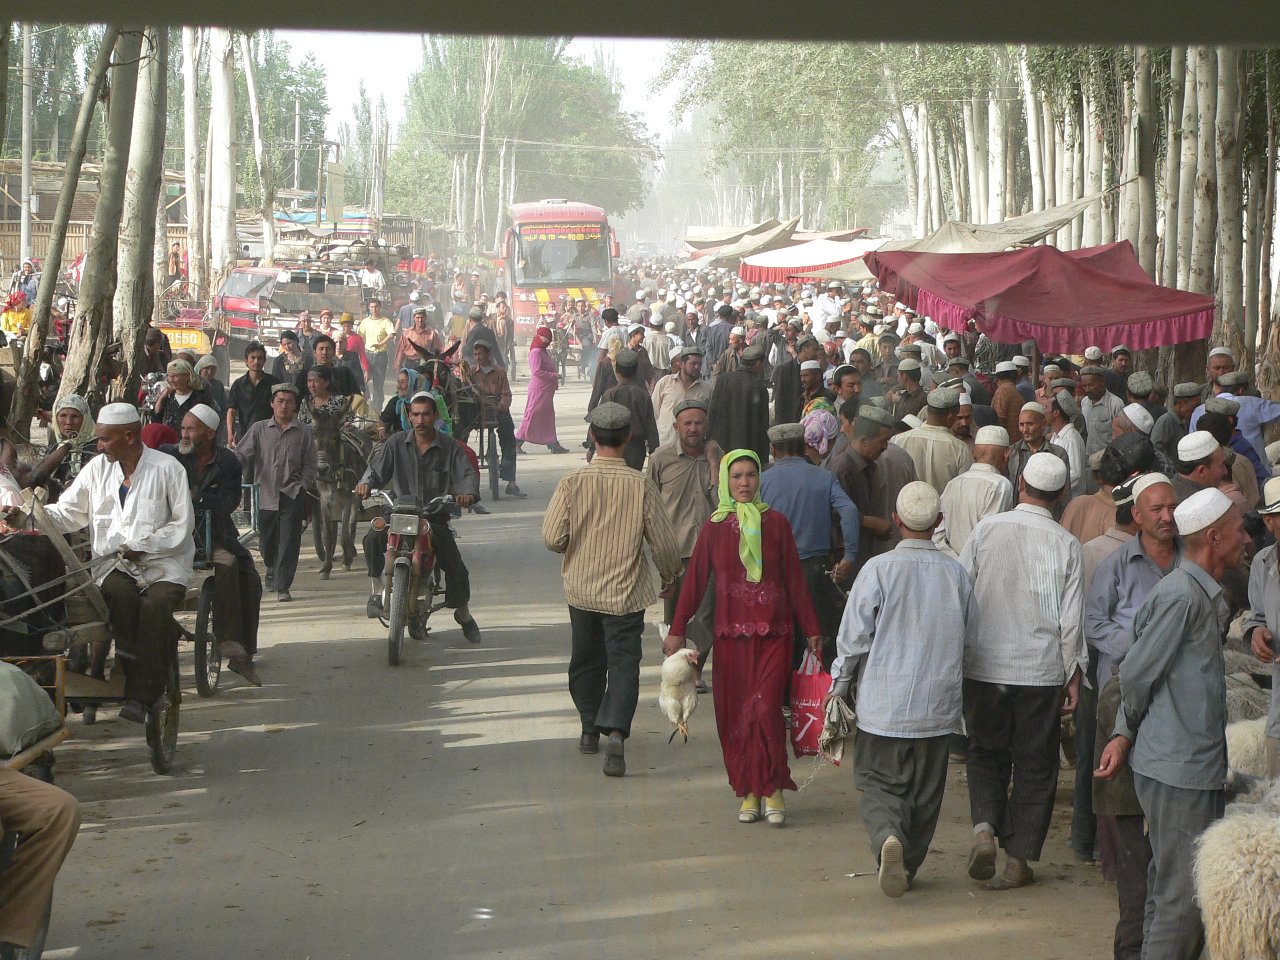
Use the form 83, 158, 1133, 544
469, 504, 491, 515
505, 482, 528, 499
366, 595, 383, 619
968, 830, 998, 880
217, 639, 248, 660
549, 443, 570, 454
278, 590, 292, 602
578, 733, 599, 754
602, 733, 625, 777
460, 618, 482, 644
228, 657, 262, 687
118, 699, 147, 724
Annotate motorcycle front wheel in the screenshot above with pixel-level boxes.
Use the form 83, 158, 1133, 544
387, 564, 410, 666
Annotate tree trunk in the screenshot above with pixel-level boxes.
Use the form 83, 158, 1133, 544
492, 137, 507, 252
7, 27, 119, 440
987, 50, 1009, 224
1245, 153, 1263, 356
1083, 92, 1104, 245
59, 29, 143, 408
1258, 53, 1276, 369
914, 103, 930, 236
1019, 49, 1045, 213
1072, 106, 1085, 247
1189, 46, 1218, 300
1214, 46, 1245, 361
927, 120, 944, 231
1062, 105, 1078, 247
1135, 45, 1158, 278
882, 49, 919, 229
1101, 130, 1117, 244
0, 25, 8, 161
113, 27, 168, 403
1161, 47, 1186, 286
239, 33, 276, 267
1042, 98, 1057, 211
181, 28, 205, 297
1121, 69, 1141, 253
207, 27, 237, 276
961, 98, 981, 221
1177, 51, 1200, 290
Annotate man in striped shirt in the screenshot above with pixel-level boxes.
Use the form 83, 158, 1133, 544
543, 402, 682, 777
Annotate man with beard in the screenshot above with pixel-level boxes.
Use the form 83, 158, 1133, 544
161, 405, 263, 684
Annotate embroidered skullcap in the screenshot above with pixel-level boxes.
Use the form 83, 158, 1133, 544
1205, 395, 1241, 417
1022, 401, 1046, 416
975, 425, 1010, 447
588, 401, 631, 430
858, 406, 896, 428
1127, 372, 1154, 397
1080, 365, 1107, 377
1208, 346, 1235, 361
1131, 472, 1173, 505
897, 358, 922, 372
800, 360, 823, 371
995, 361, 1017, 375
1172, 381, 1202, 399
1122, 403, 1154, 435
187, 404, 220, 431
926, 387, 961, 410
1024, 451, 1068, 492
1177, 430, 1219, 462
1012, 355, 1031, 368
896, 481, 940, 531
730, 325, 745, 337
98, 402, 141, 425
767, 422, 805, 443
1083, 346, 1104, 362
1216, 370, 1249, 388
1053, 390, 1079, 419
1174, 487, 1233, 536
673, 398, 709, 416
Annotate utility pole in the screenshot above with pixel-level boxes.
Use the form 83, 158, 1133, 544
315, 142, 325, 227
19, 22, 33, 263
293, 96, 301, 196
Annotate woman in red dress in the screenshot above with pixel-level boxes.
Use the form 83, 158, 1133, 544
665, 450, 821, 827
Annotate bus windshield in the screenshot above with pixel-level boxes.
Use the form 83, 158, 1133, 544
512, 222, 610, 285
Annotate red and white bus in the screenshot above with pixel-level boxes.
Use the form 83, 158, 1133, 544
503, 199, 619, 336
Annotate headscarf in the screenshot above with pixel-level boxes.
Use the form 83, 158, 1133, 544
141, 422, 179, 449
166, 358, 194, 379
710, 449, 769, 583
531, 325, 553, 351
52, 394, 96, 444
802, 409, 840, 456
193, 354, 219, 378
394, 366, 424, 431
801, 395, 836, 418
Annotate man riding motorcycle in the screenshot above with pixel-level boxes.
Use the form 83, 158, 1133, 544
355, 391, 483, 643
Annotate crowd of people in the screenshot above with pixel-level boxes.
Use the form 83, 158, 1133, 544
4, 256, 1280, 958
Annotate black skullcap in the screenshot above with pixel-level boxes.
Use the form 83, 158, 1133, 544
1100, 433, 1156, 486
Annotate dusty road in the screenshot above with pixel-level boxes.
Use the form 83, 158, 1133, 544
44, 377, 1115, 960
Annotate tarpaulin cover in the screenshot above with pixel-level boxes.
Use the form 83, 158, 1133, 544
738, 238, 888, 283
675, 217, 802, 271
809, 189, 1114, 284
864, 240, 1215, 353
680, 218, 781, 250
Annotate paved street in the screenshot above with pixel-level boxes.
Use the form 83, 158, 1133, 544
44, 377, 1115, 960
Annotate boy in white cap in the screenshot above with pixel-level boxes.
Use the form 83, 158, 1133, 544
1097, 487, 1249, 960
827, 481, 977, 898
1244, 476, 1280, 779
959, 451, 1085, 889
21, 402, 196, 723
933, 425, 1013, 558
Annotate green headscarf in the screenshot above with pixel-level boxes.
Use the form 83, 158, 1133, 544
710, 449, 769, 583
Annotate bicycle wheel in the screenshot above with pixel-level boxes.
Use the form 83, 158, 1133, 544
193, 577, 222, 698
146, 651, 181, 774
387, 563, 409, 666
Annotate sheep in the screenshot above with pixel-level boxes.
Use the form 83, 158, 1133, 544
1227, 717, 1270, 779
1193, 807, 1280, 960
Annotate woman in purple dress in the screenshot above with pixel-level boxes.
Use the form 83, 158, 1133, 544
515, 326, 569, 454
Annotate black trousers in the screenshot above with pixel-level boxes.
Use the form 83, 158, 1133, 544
367, 350, 389, 409
567, 606, 644, 738
1071, 660, 1099, 857
1112, 813, 1153, 960
259, 491, 304, 591
210, 547, 263, 656
362, 520, 470, 609
99, 570, 185, 704
794, 556, 842, 670
496, 410, 517, 483
962, 678, 1062, 862
622, 438, 647, 471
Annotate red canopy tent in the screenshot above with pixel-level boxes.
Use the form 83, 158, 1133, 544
864, 241, 1215, 353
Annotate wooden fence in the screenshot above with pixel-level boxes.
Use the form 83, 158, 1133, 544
0, 222, 190, 268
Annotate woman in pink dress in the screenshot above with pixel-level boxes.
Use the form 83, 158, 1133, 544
515, 326, 569, 454
665, 450, 821, 827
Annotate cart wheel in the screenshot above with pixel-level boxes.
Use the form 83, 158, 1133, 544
193, 577, 222, 697
146, 652, 181, 774
488, 428, 500, 501
387, 563, 410, 666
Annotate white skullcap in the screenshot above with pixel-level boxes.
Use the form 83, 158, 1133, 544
975, 425, 1010, 447
1131, 472, 1173, 504
635, 291, 647, 300
908, 322, 924, 334
1258, 476, 1280, 515
799, 360, 823, 371
409, 290, 420, 301
664, 321, 676, 332
902, 414, 924, 430
995, 360, 1017, 374
1208, 346, 1235, 361
1178, 430, 1219, 462
1122, 403, 1154, 435
627, 323, 645, 334
1021, 401, 1046, 416
1023, 451, 1068, 491
1174, 487, 1234, 536
897, 358, 922, 372
187, 403, 220, 431
958, 392, 973, 407
98, 402, 141, 425
730, 325, 745, 336
896, 481, 940, 530
1012, 355, 1031, 368
940, 332, 961, 345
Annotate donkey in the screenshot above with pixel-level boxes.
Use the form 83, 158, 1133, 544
307, 401, 371, 579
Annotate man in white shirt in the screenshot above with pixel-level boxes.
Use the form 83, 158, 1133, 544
1048, 390, 1087, 498
934, 425, 1014, 557
358, 259, 387, 291
30, 403, 194, 723
958, 452, 1085, 890
828, 482, 977, 898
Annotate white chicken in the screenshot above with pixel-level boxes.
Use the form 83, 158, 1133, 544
659, 649, 700, 743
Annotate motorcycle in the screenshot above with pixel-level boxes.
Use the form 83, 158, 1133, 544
362, 491, 457, 666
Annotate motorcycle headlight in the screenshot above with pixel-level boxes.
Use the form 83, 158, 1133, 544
390, 513, 420, 536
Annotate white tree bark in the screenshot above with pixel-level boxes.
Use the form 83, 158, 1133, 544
1177, 50, 1199, 289
1082, 92, 1103, 246
914, 103, 931, 236
1019, 49, 1045, 213
1062, 105, 1078, 248
207, 27, 237, 276
114, 27, 168, 399
927, 120, 944, 230
882, 49, 919, 230
1189, 46, 1218, 299
961, 98, 981, 221
1042, 99, 1057, 211
181, 27, 205, 300
987, 50, 1009, 224
1215, 46, 1245, 358
238, 34, 276, 266
1161, 47, 1186, 286
1135, 46, 1158, 278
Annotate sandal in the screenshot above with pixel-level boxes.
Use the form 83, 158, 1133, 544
738, 794, 760, 824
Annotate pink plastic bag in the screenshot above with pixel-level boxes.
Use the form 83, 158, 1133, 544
789, 651, 829, 758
